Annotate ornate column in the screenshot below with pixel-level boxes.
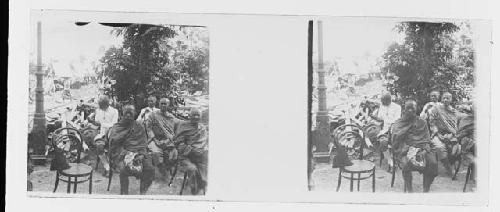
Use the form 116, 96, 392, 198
313, 21, 330, 154
30, 21, 48, 159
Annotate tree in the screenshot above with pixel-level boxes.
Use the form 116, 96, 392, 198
381, 22, 474, 111
99, 24, 209, 109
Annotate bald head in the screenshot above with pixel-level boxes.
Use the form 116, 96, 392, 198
159, 98, 170, 113
122, 104, 136, 123
442, 92, 453, 106
98, 95, 110, 110
381, 93, 392, 106
147, 96, 157, 107
402, 99, 417, 121
189, 108, 202, 124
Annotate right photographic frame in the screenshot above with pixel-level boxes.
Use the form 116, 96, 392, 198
307, 17, 491, 195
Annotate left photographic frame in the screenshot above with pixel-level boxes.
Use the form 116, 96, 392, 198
27, 10, 210, 196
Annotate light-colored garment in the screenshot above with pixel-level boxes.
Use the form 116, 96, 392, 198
374, 102, 401, 134
420, 102, 441, 119
95, 106, 119, 135
137, 107, 160, 122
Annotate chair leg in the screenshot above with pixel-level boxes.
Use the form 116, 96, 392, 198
391, 165, 396, 187
379, 151, 384, 167
349, 173, 354, 192
53, 172, 60, 193
95, 156, 100, 170
107, 169, 113, 191
73, 177, 78, 193
67, 177, 71, 193
357, 173, 361, 191
463, 164, 472, 192
89, 172, 93, 194
452, 157, 462, 181
180, 172, 188, 195
336, 169, 342, 192
169, 164, 179, 187
372, 169, 376, 193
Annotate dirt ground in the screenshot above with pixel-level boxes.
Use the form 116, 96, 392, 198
310, 154, 476, 193
29, 159, 198, 196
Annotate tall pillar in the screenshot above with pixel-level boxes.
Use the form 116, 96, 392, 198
30, 20, 48, 158
314, 20, 330, 153
33, 22, 46, 132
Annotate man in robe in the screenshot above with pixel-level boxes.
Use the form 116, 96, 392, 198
428, 92, 459, 176
146, 98, 181, 176
174, 108, 208, 195
390, 99, 438, 192
108, 104, 154, 195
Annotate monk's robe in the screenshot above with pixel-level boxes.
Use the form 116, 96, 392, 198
429, 104, 460, 135
146, 110, 179, 147
390, 117, 438, 177
108, 119, 154, 195
108, 120, 148, 165
174, 121, 208, 155
173, 121, 209, 195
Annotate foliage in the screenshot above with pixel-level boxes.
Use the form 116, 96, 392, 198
99, 24, 209, 109
381, 22, 474, 110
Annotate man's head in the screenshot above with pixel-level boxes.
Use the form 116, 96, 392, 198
122, 104, 136, 124
159, 98, 170, 113
189, 108, 202, 125
402, 99, 418, 121
430, 90, 440, 103
441, 92, 453, 106
147, 96, 157, 108
381, 93, 392, 106
98, 95, 110, 110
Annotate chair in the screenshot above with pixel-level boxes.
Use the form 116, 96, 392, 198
52, 127, 93, 194
167, 158, 190, 195
93, 129, 113, 191
462, 162, 474, 192
334, 124, 376, 192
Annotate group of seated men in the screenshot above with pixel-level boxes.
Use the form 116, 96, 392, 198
352, 90, 472, 192
87, 95, 208, 195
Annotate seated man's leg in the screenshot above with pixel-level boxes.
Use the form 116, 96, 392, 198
139, 154, 155, 195
431, 136, 452, 176
116, 161, 130, 195
94, 137, 110, 174
422, 151, 438, 192
191, 151, 208, 193
401, 157, 413, 193
148, 142, 164, 166
180, 158, 199, 194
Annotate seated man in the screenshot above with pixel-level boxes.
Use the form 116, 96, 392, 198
137, 96, 160, 123
146, 98, 180, 176
390, 99, 438, 192
93, 95, 119, 176
370, 93, 401, 170
428, 92, 459, 176
108, 105, 155, 195
173, 108, 208, 195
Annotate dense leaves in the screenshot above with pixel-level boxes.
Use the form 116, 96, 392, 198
99, 24, 209, 109
381, 22, 474, 111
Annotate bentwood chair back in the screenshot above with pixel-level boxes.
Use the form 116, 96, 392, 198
51, 127, 93, 194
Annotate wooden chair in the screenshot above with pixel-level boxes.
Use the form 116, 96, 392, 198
167, 157, 191, 195
334, 124, 376, 192
462, 162, 474, 192
52, 127, 93, 194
